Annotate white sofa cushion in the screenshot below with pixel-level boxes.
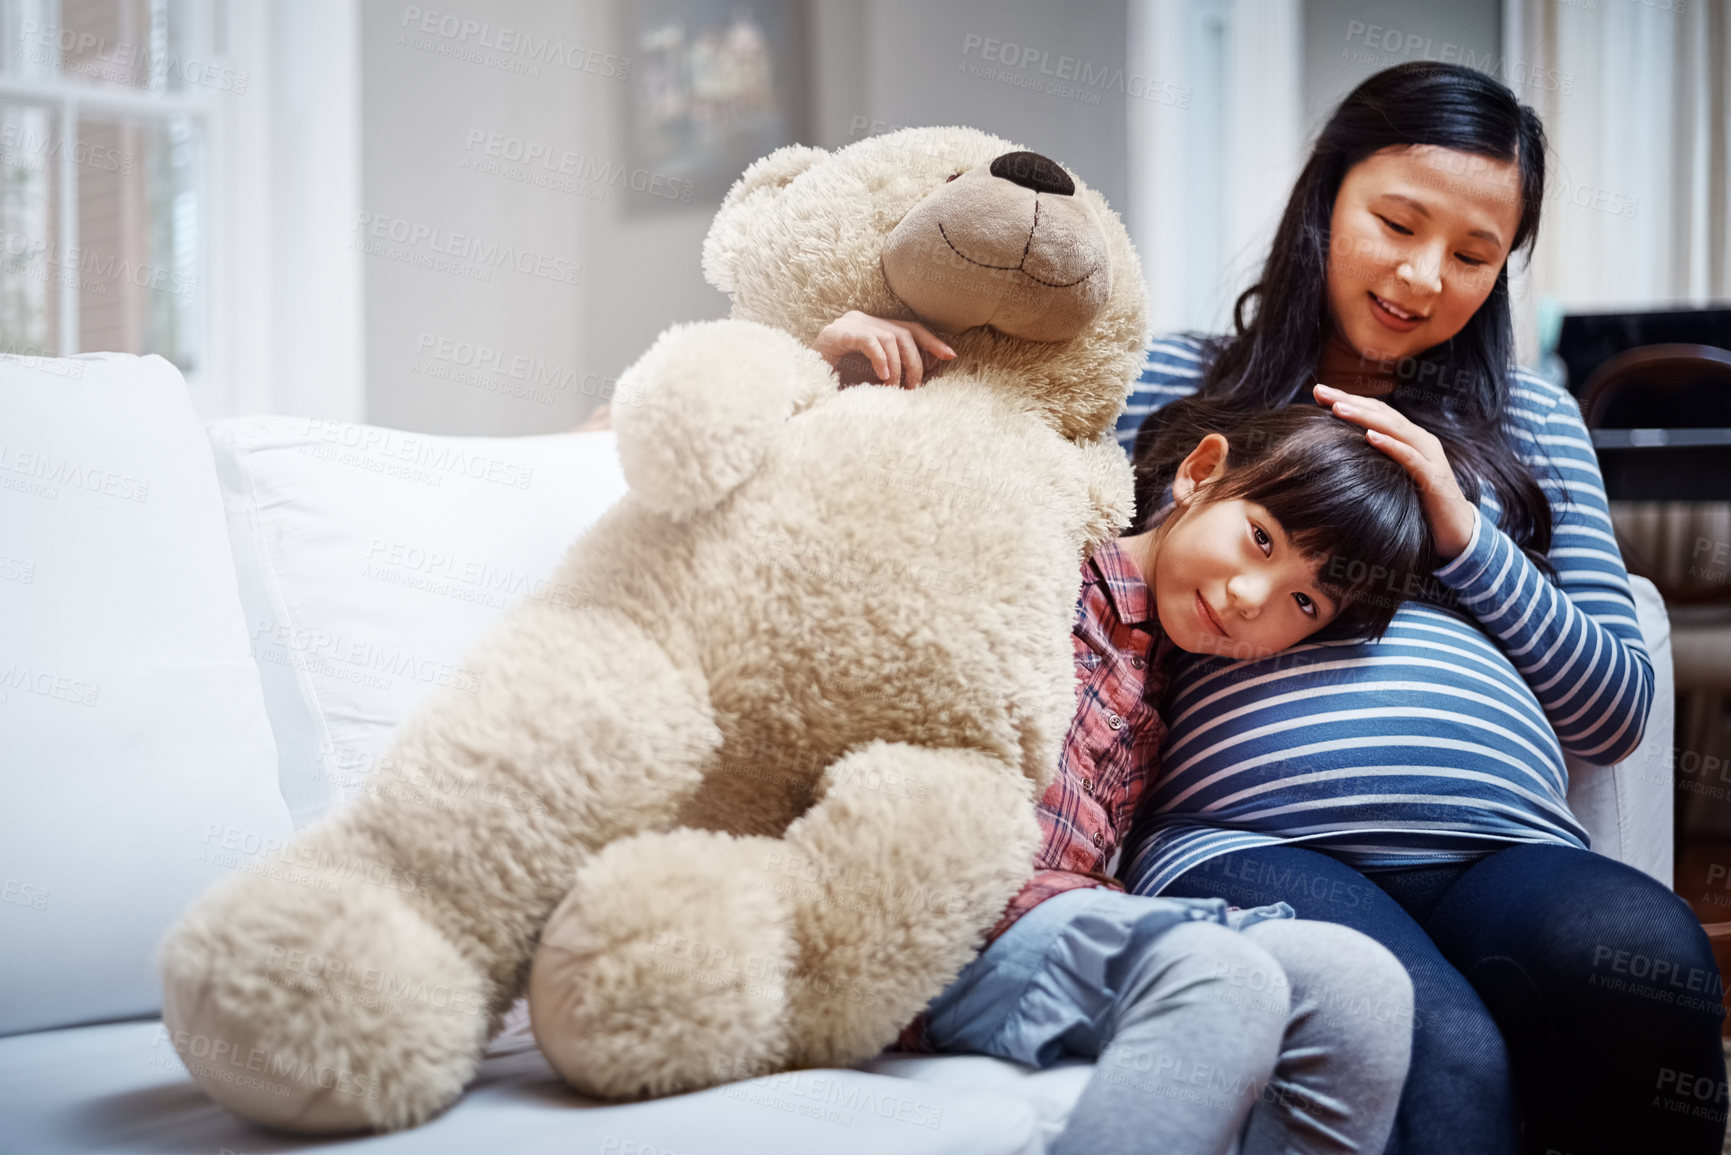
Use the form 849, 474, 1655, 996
0, 1014, 1051, 1155
0, 354, 292, 1037
1563, 573, 1674, 888
202, 418, 629, 828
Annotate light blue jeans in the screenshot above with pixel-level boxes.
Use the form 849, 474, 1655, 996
923, 887, 1413, 1154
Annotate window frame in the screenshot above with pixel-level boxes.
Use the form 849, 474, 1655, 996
0, 0, 241, 404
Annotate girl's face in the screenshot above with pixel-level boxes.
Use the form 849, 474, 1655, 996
1148, 434, 1342, 660
1325, 145, 1523, 368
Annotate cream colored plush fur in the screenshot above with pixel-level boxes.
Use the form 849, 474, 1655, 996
155, 126, 1148, 1133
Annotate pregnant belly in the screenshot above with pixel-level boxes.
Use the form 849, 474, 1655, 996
1146, 603, 1584, 846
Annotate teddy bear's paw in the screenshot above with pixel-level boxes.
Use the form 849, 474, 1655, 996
528, 828, 796, 1099
612, 319, 833, 522
157, 863, 492, 1132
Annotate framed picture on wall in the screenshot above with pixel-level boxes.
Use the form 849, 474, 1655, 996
619, 0, 810, 216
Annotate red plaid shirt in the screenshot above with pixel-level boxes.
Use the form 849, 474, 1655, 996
896, 537, 1174, 1050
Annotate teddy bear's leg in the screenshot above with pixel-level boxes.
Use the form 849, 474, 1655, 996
157, 602, 721, 1133
529, 826, 798, 1099
528, 740, 1039, 1099
612, 318, 836, 521
775, 741, 1041, 1067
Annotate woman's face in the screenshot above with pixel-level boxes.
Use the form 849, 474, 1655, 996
1325, 145, 1524, 367
1149, 434, 1341, 660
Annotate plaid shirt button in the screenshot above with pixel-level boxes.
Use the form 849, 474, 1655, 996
1082, 777, 1093, 793
1093, 831, 1105, 848
1131, 655, 1145, 669
1107, 713, 1123, 729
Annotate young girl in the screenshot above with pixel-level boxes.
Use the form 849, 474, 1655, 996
1117, 62, 1723, 1155
815, 313, 1428, 1155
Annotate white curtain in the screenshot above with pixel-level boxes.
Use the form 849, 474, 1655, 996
1125, 0, 1304, 340
1509, 0, 1731, 818
1510, 0, 1731, 362
211, 0, 365, 420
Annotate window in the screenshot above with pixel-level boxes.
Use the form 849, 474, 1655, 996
0, 0, 239, 373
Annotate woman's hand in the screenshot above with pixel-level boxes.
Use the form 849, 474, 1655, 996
1313, 383, 1479, 562
812, 310, 955, 388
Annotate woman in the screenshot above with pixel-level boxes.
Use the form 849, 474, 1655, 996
1116, 62, 1723, 1155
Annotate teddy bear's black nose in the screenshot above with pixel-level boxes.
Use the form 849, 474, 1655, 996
989, 151, 1075, 196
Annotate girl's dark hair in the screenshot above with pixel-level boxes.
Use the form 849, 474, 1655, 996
1133, 61, 1558, 579
1139, 403, 1430, 641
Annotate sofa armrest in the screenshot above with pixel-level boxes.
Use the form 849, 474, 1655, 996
1564, 574, 1674, 888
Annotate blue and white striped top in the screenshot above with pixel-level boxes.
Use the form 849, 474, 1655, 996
1117, 334, 1654, 895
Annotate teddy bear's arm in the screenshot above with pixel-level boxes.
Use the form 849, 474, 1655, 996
611, 318, 837, 522
1074, 433, 1137, 561
527, 740, 1040, 1099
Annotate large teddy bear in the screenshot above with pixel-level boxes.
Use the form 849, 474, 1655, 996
156, 126, 1148, 1133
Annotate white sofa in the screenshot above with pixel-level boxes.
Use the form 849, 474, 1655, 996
0, 353, 1675, 1154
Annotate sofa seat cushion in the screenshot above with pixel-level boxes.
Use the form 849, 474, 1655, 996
0, 1001, 1086, 1154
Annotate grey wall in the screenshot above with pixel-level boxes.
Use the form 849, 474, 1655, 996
837, 1, 1129, 211
359, 0, 1131, 434
575, 0, 1132, 414
359, 0, 592, 435
1303, 0, 1502, 138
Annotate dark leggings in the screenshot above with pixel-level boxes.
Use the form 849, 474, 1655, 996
1149, 843, 1726, 1155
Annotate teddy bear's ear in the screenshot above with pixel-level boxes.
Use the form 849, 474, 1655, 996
702, 144, 828, 293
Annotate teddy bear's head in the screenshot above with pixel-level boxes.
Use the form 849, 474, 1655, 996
701, 126, 1147, 441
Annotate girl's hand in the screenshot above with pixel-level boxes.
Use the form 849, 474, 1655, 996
812, 310, 955, 388
1313, 383, 1478, 562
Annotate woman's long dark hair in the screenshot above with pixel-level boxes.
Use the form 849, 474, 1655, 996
1140, 404, 1430, 642
1131, 62, 1558, 579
